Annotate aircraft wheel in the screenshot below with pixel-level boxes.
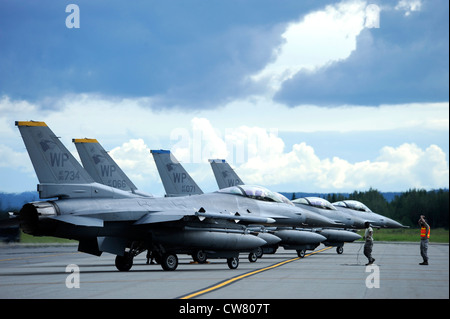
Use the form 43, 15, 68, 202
336, 246, 344, 254
193, 250, 207, 264
255, 246, 263, 258
296, 249, 306, 258
161, 253, 178, 271
248, 252, 258, 263
227, 257, 239, 269
115, 253, 133, 271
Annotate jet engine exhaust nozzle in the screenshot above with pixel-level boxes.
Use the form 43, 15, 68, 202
19, 202, 58, 236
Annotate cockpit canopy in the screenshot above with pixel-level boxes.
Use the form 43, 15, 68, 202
218, 185, 293, 205
333, 200, 372, 213
292, 197, 337, 210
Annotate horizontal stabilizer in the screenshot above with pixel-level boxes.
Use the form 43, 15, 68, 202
49, 215, 104, 227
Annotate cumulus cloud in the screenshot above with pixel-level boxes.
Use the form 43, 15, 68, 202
0, 144, 31, 172
377, 143, 449, 189
109, 139, 160, 188
233, 140, 449, 192
169, 117, 282, 165
143, 117, 449, 192
0, 92, 448, 193
395, 0, 422, 16
171, 117, 228, 164
250, 0, 368, 94
273, 0, 448, 106
1, 1, 448, 195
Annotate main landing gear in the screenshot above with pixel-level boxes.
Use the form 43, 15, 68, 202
114, 242, 180, 272
192, 250, 241, 270
115, 251, 179, 271
115, 252, 134, 271
227, 257, 239, 269
192, 251, 240, 270
296, 249, 306, 258
114, 245, 242, 271
160, 253, 178, 271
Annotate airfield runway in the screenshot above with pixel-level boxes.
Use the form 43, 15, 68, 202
0, 242, 448, 300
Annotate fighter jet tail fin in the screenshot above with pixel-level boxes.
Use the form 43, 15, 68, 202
73, 138, 138, 192
15, 121, 136, 199
16, 121, 94, 185
150, 150, 203, 197
208, 159, 244, 189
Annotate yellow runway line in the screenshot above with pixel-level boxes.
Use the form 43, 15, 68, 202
179, 246, 332, 299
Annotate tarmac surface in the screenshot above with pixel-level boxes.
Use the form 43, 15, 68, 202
0, 242, 448, 300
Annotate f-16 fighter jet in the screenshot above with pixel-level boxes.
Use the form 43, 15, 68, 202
16, 121, 284, 271
150, 152, 338, 259
208, 159, 363, 256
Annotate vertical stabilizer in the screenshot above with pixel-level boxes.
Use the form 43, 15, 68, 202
151, 150, 203, 196
73, 138, 137, 192
209, 159, 244, 189
15, 121, 94, 184
15, 121, 137, 199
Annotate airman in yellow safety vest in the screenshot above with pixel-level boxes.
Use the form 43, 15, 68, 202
418, 215, 430, 265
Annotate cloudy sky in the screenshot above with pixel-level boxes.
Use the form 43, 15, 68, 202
0, 0, 448, 196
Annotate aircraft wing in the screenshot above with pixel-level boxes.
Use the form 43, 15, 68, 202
133, 210, 276, 225
49, 215, 104, 227
134, 212, 188, 225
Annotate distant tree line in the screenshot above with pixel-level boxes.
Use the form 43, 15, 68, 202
323, 188, 449, 229
0, 191, 40, 212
